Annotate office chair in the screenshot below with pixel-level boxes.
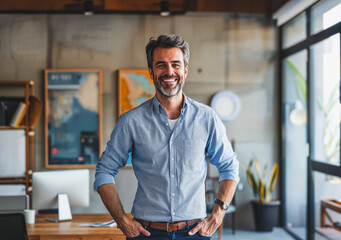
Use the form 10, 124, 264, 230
0, 213, 28, 240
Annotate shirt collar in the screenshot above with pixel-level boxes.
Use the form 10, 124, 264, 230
152, 94, 188, 114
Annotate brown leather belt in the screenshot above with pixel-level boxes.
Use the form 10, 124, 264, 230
135, 218, 201, 232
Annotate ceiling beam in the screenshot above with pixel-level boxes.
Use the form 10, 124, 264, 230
0, 0, 289, 15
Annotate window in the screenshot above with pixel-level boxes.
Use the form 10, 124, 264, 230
311, 0, 341, 34
279, 0, 341, 239
283, 50, 307, 238
311, 34, 340, 166
282, 12, 307, 49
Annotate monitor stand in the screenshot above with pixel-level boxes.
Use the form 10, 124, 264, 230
46, 194, 72, 222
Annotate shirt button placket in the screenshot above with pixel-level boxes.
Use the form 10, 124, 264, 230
169, 136, 176, 221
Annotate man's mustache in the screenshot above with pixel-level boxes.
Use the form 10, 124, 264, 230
159, 75, 180, 81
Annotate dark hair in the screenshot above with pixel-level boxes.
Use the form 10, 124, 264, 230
145, 34, 190, 69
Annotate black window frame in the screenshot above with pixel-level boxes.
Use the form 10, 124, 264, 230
278, 1, 341, 239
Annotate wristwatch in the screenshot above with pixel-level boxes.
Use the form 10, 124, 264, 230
214, 198, 228, 210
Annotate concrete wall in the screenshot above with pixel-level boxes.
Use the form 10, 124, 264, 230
0, 13, 277, 229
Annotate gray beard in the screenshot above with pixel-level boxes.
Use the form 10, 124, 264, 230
154, 77, 183, 97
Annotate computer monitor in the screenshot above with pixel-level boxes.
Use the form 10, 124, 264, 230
32, 169, 89, 222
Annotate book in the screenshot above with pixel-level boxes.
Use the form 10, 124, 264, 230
10, 102, 28, 127
0, 97, 26, 125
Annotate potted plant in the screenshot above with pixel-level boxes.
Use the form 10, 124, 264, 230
243, 156, 280, 231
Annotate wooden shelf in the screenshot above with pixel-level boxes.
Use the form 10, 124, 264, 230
0, 176, 26, 180
0, 179, 26, 184
0, 80, 35, 196
0, 126, 27, 129
0, 81, 34, 86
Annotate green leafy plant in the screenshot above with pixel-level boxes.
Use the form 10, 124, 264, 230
242, 156, 279, 203
318, 81, 340, 165
286, 59, 307, 109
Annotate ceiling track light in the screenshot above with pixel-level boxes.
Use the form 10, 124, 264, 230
160, 1, 170, 17
84, 0, 93, 16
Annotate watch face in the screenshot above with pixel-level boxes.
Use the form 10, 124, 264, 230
215, 198, 228, 210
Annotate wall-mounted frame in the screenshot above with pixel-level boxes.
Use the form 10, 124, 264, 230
118, 69, 155, 116
44, 69, 102, 168
118, 69, 155, 168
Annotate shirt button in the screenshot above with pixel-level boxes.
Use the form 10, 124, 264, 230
172, 193, 175, 196
166, 123, 169, 126
172, 212, 175, 215
172, 175, 175, 178
171, 157, 174, 161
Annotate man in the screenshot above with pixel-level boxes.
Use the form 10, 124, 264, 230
94, 34, 239, 239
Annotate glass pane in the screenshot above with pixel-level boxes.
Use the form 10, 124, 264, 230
314, 171, 341, 239
282, 12, 306, 49
311, 34, 340, 166
283, 50, 307, 239
311, 0, 341, 35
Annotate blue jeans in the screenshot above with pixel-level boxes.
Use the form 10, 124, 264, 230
126, 223, 211, 240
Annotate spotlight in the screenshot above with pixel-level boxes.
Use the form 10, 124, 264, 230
160, 1, 170, 17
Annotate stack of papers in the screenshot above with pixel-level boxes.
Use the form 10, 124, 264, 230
78, 220, 117, 227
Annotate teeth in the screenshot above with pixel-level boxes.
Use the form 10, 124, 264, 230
163, 79, 176, 82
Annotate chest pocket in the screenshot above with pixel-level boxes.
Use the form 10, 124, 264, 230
179, 139, 206, 173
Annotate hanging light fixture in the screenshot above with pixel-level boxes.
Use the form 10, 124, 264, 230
84, 0, 93, 16
160, 1, 170, 16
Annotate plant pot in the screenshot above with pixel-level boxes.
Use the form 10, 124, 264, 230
251, 200, 281, 232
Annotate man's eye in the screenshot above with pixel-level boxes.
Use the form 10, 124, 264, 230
157, 64, 165, 68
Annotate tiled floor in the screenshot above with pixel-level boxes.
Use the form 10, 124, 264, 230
288, 227, 341, 240
210, 227, 294, 240
213, 227, 341, 240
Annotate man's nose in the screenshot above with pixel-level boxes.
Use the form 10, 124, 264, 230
166, 65, 175, 76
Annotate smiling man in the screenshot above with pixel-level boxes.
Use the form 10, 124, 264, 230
95, 34, 239, 240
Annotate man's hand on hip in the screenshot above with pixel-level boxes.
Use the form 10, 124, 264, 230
188, 208, 225, 237
118, 218, 151, 238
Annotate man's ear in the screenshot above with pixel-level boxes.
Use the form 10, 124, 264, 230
184, 65, 188, 78
148, 68, 154, 79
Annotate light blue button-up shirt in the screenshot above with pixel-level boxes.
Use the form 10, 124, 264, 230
94, 95, 239, 222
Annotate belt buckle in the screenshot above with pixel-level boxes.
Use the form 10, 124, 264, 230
166, 222, 170, 232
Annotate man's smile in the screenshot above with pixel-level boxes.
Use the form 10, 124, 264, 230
159, 75, 179, 86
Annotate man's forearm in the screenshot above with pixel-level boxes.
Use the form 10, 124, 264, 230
212, 180, 237, 217
97, 183, 151, 237
188, 179, 237, 236
217, 180, 237, 205
97, 183, 129, 224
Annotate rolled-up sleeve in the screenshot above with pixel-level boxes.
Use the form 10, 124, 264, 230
94, 114, 133, 191
206, 110, 240, 183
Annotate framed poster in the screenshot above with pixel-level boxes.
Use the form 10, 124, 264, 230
118, 69, 155, 116
44, 69, 102, 168
118, 69, 155, 168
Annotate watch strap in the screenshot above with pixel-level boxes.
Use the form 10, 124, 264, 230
214, 198, 228, 210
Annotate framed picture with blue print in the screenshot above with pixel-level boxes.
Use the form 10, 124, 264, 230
118, 69, 155, 168
44, 69, 102, 168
